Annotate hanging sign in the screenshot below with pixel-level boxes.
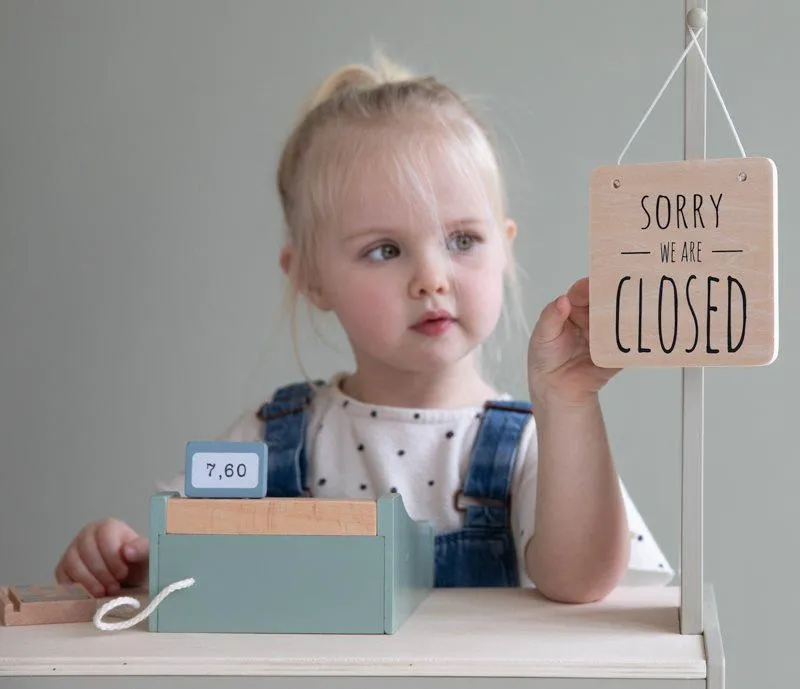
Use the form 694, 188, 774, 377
589, 157, 778, 368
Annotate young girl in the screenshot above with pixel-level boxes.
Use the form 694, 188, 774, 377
55, 54, 673, 603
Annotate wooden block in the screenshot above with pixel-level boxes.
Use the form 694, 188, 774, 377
1, 583, 95, 626
589, 157, 778, 367
165, 497, 377, 535
10, 583, 91, 603
0, 584, 149, 626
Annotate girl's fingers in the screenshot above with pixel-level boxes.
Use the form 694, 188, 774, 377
122, 536, 150, 564
76, 533, 119, 595
566, 277, 590, 307
565, 278, 591, 332
96, 525, 130, 583
54, 557, 70, 585
531, 296, 571, 345
61, 547, 106, 597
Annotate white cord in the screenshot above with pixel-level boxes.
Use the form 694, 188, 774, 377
617, 25, 746, 165
687, 27, 746, 158
93, 577, 195, 631
617, 28, 704, 165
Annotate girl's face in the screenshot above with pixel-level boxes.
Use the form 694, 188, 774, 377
308, 145, 514, 379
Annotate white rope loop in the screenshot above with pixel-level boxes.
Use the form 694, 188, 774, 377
93, 577, 196, 631
686, 27, 746, 158
618, 24, 746, 165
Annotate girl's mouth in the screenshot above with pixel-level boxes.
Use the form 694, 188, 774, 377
411, 316, 454, 337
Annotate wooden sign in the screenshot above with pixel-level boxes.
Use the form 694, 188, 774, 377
589, 157, 778, 368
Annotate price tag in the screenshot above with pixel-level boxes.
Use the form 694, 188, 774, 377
184, 441, 268, 498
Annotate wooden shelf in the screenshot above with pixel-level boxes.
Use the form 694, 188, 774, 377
0, 586, 720, 682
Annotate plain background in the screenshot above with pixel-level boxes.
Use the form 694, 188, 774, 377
0, 1, 795, 687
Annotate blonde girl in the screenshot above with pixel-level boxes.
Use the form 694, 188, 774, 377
56, 53, 672, 603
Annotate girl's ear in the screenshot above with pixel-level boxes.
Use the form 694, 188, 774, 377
305, 284, 332, 312
279, 244, 332, 311
279, 244, 293, 276
500, 218, 518, 272
504, 218, 518, 243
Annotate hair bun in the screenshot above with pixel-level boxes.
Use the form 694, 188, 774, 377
304, 51, 416, 112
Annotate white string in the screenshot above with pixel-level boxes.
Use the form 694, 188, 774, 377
93, 577, 195, 631
617, 25, 746, 164
687, 27, 746, 158
617, 28, 704, 165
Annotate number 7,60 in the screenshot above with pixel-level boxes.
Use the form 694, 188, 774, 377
206, 462, 247, 478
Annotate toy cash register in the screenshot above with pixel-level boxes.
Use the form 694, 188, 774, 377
145, 441, 435, 634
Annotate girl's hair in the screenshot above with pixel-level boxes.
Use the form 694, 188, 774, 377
276, 50, 527, 384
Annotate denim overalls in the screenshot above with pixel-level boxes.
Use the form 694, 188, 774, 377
256, 381, 533, 588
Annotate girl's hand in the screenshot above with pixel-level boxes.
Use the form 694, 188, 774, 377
528, 277, 621, 406
54, 518, 149, 597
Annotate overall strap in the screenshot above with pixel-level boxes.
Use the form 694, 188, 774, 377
256, 380, 323, 497
458, 400, 533, 528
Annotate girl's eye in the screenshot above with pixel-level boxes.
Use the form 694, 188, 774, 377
447, 232, 479, 253
365, 243, 400, 262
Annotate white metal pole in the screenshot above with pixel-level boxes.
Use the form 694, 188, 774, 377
681, 0, 708, 636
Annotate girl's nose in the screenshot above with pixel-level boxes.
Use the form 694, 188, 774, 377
409, 253, 450, 298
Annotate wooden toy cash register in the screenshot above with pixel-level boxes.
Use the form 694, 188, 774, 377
145, 441, 435, 634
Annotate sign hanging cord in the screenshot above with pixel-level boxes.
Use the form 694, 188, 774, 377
617, 26, 746, 165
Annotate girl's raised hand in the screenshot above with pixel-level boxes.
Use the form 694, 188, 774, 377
527, 277, 621, 406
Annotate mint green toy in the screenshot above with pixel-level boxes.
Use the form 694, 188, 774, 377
147, 491, 434, 634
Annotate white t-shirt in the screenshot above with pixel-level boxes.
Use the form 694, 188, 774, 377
159, 372, 674, 587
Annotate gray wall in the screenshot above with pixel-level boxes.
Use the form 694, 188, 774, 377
0, 1, 795, 687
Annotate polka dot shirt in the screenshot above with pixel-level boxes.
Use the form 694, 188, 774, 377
159, 372, 675, 587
